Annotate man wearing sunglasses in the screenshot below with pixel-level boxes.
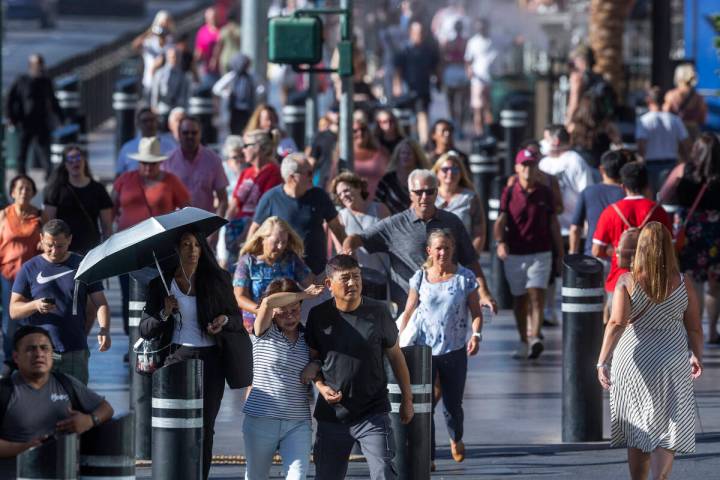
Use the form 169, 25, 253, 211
343, 169, 496, 313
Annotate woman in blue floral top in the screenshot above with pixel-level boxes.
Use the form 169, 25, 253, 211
233, 216, 313, 332
398, 229, 484, 466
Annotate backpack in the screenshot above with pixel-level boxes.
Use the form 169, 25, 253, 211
0, 371, 81, 426
230, 73, 255, 112
610, 202, 659, 269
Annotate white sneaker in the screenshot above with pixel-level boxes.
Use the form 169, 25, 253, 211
512, 341, 528, 359
528, 338, 544, 359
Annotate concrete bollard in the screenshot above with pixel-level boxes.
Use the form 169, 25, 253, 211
79, 413, 135, 479
385, 345, 432, 480
561, 254, 604, 442
282, 104, 306, 150
489, 176, 513, 310
129, 269, 157, 461
50, 123, 81, 166
113, 78, 139, 156
499, 109, 528, 176
17, 434, 78, 479
188, 86, 218, 150
152, 359, 204, 480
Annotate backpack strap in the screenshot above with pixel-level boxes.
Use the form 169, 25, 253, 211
52, 372, 82, 412
639, 202, 660, 229
0, 376, 14, 427
610, 203, 632, 229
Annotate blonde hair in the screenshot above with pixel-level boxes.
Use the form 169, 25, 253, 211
431, 151, 475, 191
632, 222, 678, 303
388, 138, 430, 172
674, 63, 698, 88
422, 229, 456, 270
243, 129, 278, 158
240, 216, 305, 258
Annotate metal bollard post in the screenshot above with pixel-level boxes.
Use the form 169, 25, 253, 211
55, 75, 81, 126
561, 254, 604, 442
489, 176, 513, 309
385, 345, 432, 480
79, 413, 135, 479
129, 268, 157, 461
113, 78, 139, 156
50, 123, 81, 166
469, 136, 498, 250
282, 104, 306, 150
17, 434, 78, 479
499, 109, 528, 176
188, 86, 218, 150
152, 359, 204, 480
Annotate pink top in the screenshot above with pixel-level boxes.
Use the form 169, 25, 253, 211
162, 146, 229, 212
195, 25, 220, 73
353, 148, 389, 201
114, 171, 191, 231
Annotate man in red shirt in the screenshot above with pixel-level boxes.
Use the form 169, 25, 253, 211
494, 149, 563, 360
592, 162, 672, 320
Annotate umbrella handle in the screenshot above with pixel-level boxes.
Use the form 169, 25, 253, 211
153, 251, 171, 296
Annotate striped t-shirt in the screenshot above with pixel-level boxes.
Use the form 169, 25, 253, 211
243, 323, 312, 420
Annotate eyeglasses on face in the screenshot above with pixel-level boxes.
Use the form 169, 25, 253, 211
242, 142, 256, 149
440, 166, 460, 174
65, 153, 83, 163
411, 188, 437, 197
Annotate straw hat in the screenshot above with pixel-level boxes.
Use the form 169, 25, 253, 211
129, 137, 168, 163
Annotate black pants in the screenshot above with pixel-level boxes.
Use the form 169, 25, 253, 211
18, 126, 52, 177
165, 344, 225, 480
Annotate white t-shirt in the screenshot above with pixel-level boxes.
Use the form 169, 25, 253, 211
170, 279, 216, 347
540, 150, 595, 234
635, 111, 688, 161
464, 34, 497, 83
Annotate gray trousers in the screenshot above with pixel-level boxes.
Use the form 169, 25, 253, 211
314, 413, 397, 480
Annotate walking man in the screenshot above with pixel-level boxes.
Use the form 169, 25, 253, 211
307, 255, 414, 480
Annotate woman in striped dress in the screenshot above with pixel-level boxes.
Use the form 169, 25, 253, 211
597, 222, 704, 480
242, 278, 324, 480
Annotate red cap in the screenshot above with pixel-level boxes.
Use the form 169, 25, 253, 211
515, 148, 541, 165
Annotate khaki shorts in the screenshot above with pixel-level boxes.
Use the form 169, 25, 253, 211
503, 252, 553, 296
470, 77, 490, 109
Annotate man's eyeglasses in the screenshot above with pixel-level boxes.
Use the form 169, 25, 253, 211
411, 188, 437, 197
440, 166, 460, 174
294, 170, 313, 178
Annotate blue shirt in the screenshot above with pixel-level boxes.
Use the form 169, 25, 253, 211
572, 183, 625, 256
12, 254, 103, 352
409, 266, 478, 356
253, 185, 338, 275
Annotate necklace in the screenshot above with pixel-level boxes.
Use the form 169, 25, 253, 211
179, 262, 195, 295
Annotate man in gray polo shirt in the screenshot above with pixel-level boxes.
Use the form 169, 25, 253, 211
343, 169, 496, 311
0, 326, 114, 476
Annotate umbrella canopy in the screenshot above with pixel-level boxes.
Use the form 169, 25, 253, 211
75, 207, 227, 285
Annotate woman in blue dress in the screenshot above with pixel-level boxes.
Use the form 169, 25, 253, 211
233, 216, 313, 333
398, 229, 484, 467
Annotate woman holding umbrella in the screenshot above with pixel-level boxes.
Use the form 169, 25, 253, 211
139, 229, 244, 480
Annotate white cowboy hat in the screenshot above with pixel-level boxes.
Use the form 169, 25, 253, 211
129, 137, 168, 163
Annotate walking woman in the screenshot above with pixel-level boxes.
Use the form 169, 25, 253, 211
0, 175, 42, 363
243, 278, 324, 480
597, 222, 703, 480
44, 145, 113, 255
233, 216, 312, 333
398, 229, 483, 467
139, 230, 244, 480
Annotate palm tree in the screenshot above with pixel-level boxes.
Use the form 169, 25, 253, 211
589, 0, 636, 99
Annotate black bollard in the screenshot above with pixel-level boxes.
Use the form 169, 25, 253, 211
50, 123, 81, 166
129, 268, 158, 461
113, 78, 139, 155
561, 254, 604, 442
385, 345, 432, 480
17, 434, 78, 479
152, 359, 204, 480
79, 413, 135, 479
282, 104, 306, 150
189, 86, 218, 149
470, 135, 498, 250
489, 176, 513, 309
55, 75, 81, 126
499, 109, 528, 176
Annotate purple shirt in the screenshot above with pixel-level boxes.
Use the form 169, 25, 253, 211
162, 145, 228, 212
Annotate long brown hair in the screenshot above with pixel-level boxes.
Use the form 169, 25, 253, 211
632, 222, 678, 302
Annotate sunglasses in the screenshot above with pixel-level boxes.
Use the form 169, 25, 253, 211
65, 154, 83, 163
411, 188, 437, 197
242, 142, 256, 148
440, 166, 460, 174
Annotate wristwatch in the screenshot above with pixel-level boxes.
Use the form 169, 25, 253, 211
471, 332, 483, 341
91, 413, 100, 427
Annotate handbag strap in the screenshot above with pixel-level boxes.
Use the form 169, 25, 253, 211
66, 184, 99, 234
681, 182, 709, 229
136, 173, 154, 217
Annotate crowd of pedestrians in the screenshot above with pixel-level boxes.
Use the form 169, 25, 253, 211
0, 1, 717, 479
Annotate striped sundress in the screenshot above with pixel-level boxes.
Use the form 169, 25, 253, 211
610, 274, 696, 454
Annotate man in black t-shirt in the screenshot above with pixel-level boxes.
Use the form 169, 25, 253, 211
306, 255, 413, 480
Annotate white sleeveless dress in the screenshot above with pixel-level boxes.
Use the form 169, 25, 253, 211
610, 275, 696, 453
